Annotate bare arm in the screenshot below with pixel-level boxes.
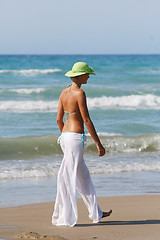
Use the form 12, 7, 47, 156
78, 91, 105, 156
56, 96, 64, 133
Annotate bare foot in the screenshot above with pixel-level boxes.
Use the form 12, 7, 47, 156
102, 210, 112, 218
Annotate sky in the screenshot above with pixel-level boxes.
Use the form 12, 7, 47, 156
0, 0, 160, 54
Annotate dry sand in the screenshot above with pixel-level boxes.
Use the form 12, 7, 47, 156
0, 195, 160, 240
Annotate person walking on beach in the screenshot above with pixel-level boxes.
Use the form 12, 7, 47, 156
52, 62, 112, 227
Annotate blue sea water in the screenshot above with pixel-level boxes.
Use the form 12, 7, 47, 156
0, 54, 160, 207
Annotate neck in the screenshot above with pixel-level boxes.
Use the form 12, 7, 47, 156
72, 82, 81, 88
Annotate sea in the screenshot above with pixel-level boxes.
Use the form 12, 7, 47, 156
0, 54, 160, 208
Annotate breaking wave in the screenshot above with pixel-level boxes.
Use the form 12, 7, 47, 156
0, 68, 61, 76
87, 94, 160, 110
1, 133, 160, 179
8, 88, 45, 94
0, 100, 58, 112
1, 133, 160, 161
1, 94, 160, 112
1, 157, 160, 180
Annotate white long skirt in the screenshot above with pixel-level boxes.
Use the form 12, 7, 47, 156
52, 132, 103, 227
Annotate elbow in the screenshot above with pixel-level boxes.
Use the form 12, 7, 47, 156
84, 118, 92, 126
57, 118, 62, 125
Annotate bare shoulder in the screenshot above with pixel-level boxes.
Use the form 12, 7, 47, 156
76, 89, 86, 103
60, 88, 68, 98
76, 88, 86, 97
61, 88, 68, 94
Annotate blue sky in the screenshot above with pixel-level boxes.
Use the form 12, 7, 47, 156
0, 0, 160, 54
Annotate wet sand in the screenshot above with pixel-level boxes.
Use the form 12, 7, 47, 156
0, 195, 160, 240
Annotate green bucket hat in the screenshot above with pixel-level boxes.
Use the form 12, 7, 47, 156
65, 62, 96, 77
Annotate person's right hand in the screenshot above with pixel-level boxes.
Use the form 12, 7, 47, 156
96, 143, 106, 156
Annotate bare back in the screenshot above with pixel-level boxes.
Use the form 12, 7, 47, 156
58, 85, 84, 133
56, 71, 105, 156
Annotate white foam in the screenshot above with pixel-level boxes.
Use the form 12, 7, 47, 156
107, 134, 160, 153
140, 68, 160, 75
86, 132, 122, 137
1, 94, 160, 112
89, 161, 160, 175
1, 158, 160, 180
0, 69, 61, 76
0, 100, 58, 112
87, 94, 160, 110
9, 88, 45, 94
0, 162, 59, 179
85, 133, 160, 154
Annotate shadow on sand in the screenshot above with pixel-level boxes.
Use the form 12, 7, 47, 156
75, 219, 160, 227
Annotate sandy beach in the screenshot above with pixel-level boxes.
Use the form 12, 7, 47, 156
0, 195, 160, 240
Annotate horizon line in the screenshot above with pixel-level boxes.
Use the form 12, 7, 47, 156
0, 53, 160, 56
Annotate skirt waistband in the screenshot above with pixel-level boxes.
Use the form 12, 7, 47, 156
58, 132, 86, 148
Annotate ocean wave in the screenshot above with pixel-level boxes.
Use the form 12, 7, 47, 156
1, 152, 160, 180
88, 159, 160, 175
87, 94, 160, 110
1, 133, 160, 161
0, 87, 63, 99
140, 68, 160, 75
9, 88, 45, 94
87, 132, 122, 137
103, 134, 160, 153
0, 134, 61, 161
0, 100, 58, 112
1, 94, 160, 112
1, 85, 160, 99
0, 68, 61, 76
0, 159, 60, 179
1, 86, 160, 97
